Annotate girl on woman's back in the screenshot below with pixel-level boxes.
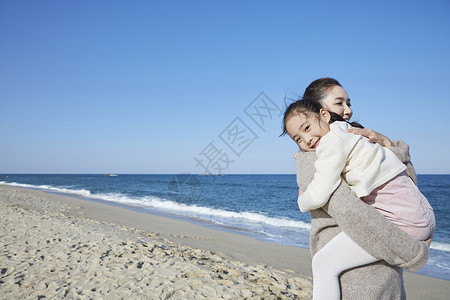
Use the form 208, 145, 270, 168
283, 97, 435, 300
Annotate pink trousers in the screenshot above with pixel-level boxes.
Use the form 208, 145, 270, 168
362, 172, 435, 240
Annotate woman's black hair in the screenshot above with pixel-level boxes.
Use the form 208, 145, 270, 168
280, 98, 363, 136
303, 77, 342, 101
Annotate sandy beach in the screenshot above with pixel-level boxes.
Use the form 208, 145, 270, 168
1, 185, 448, 299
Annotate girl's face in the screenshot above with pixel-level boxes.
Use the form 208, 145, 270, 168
285, 109, 331, 152
320, 86, 353, 121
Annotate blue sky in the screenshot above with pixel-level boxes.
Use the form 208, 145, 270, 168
1, 0, 449, 174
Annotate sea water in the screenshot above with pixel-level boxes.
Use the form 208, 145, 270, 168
1, 174, 448, 280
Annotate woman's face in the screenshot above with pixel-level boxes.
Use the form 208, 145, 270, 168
320, 86, 353, 121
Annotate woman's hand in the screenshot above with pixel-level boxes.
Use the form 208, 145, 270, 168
298, 188, 304, 196
346, 128, 393, 148
425, 237, 433, 247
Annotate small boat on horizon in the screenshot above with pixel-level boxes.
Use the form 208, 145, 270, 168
103, 174, 118, 177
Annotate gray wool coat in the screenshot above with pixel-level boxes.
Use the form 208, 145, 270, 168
296, 140, 429, 299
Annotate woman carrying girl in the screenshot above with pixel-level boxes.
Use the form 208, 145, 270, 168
285, 78, 433, 299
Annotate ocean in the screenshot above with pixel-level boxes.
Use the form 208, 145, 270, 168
0, 174, 448, 281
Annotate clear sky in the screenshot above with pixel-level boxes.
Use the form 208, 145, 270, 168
1, 0, 449, 174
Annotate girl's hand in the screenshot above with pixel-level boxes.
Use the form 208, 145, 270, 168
293, 152, 299, 159
298, 189, 304, 196
346, 128, 393, 148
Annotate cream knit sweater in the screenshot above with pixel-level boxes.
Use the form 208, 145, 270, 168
296, 140, 429, 299
298, 121, 406, 212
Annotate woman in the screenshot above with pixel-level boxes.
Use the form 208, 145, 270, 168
301, 78, 417, 182
296, 78, 430, 299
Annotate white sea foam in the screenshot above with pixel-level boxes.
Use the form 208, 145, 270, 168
430, 241, 450, 252
0, 181, 311, 231
141, 196, 311, 230
0, 181, 92, 197
92, 193, 311, 230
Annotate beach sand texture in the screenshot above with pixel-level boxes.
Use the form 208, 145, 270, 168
0, 185, 312, 299
1, 185, 449, 299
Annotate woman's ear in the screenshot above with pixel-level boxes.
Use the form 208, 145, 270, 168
320, 109, 331, 123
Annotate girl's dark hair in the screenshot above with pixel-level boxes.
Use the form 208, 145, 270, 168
303, 77, 342, 102
280, 98, 363, 136
281, 98, 322, 136
328, 112, 364, 129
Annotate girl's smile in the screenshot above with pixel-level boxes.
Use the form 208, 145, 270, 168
311, 138, 321, 149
